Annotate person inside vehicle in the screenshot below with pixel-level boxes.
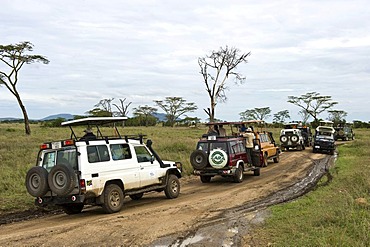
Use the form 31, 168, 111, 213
243, 127, 255, 164
80, 128, 97, 141
207, 125, 218, 136
218, 125, 226, 136
239, 124, 247, 133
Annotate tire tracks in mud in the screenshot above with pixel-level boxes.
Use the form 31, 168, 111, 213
152, 154, 336, 247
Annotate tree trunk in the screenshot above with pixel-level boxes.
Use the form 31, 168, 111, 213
15, 93, 31, 135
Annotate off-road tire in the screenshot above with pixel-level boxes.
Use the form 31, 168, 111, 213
290, 134, 299, 144
280, 135, 288, 143
200, 175, 212, 183
233, 166, 244, 183
273, 152, 280, 163
263, 153, 268, 167
130, 193, 144, 200
61, 204, 84, 215
164, 174, 180, 199
253, 168, 261, 176
102, 184, 124, 213
48, 164, 76, 196
190, 150, 208, 169
25, 166, 49, 197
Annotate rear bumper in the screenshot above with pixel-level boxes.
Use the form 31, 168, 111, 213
35, 195, 85, 206
193, 168, 236, 176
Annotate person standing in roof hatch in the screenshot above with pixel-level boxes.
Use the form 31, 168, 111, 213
243, 127, 255, 164
80, 128, 96, 141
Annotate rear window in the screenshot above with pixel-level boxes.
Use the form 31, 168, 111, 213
41, 147, 77, 172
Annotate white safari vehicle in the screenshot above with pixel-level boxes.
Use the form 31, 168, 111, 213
25, 117, 182, 214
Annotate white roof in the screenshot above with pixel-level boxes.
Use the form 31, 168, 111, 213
61, 117, 128, 126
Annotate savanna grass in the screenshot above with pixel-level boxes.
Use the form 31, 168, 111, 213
254, 129, 370, 247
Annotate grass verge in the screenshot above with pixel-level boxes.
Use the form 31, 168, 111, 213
252, 129, 370, 246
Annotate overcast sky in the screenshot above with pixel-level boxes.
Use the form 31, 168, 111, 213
1, 0, 369, 122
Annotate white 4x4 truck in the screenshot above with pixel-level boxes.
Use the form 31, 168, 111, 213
25, 117, 182, 214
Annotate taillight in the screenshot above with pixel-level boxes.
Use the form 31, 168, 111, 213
63, 139, 74, 146
40, 143, 51, 150
80, 179, 86, 193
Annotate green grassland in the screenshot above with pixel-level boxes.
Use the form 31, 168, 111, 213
254, 129, 370, 246
0, 123, 369, 246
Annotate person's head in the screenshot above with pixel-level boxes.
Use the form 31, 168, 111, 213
84, 128, 93, 134
246, 127, 252, 132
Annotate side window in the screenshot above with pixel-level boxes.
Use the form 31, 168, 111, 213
42, 152, 56, 172
87, 145, 110, 163
229, 141, 237, 154
110, 144, 132, 160
197, 143, 208, 152
134, 146, 152, 163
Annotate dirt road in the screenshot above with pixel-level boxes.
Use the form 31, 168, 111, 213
0, 148, 332, 246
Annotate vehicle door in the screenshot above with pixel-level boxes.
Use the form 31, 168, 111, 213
133, 144, 162, 187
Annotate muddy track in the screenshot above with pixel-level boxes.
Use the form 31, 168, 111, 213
0, 148, 334, 247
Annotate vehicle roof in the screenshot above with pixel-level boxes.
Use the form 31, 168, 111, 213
61, 117, 128, 126
205, 120, 264, 126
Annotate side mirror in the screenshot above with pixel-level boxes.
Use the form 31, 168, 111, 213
150, 155, 155, 164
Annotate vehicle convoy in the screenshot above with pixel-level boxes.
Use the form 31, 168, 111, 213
25, 117, 182, 214
334, 125, 355, 141
313, 126, 336, 155
280, 123, 306, 151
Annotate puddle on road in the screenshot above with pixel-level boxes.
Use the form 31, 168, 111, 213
151, 154, 336, 247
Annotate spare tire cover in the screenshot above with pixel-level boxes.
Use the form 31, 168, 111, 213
190, 150, 208, 169
280, 135, 288, 143
48, 164, 77, 196
25, 166, 49, 197
208, 149, 228, 169
290, 134, 299, 143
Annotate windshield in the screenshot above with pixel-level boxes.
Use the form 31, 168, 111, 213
41, 147, 77, 172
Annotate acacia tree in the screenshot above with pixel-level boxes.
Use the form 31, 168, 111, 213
154, 97, 197, 127
288, 92, 338, 127
298, 109, 311, 124
198, 46, 251, 122
0, 41, 49, 135
239, 107, 271, 121
86, 98, 114, 117
133, 105, 158, 127
327, 110, 347, 125
273, 110, 290, 124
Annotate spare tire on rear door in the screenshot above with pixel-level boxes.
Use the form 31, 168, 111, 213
48, 164, 77, 196
25, 166, 49, 197
208, 149, 228, 169
190, 150, 208, 169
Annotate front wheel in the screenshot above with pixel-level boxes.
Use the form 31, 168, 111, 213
164, 174, 180, 199
102, 184, 124, 214
273, 152, 280, 163
263, 154, 268, 167
233, 166, 244, 183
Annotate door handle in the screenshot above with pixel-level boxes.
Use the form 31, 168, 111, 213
140, 167, 144, 170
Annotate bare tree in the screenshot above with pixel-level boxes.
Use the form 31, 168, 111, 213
288, 92, 338, 126
240, 107, 271, 121
198, 46, 251, 122
298, 109, 311, 124
0, 41, 49, 135
113, 98, 132, 117
154, 97, 197, 127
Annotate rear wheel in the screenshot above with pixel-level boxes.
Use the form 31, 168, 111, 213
164, 174, 180, 199
61, 204, 84, 215
233, 166, 244, 183
102, 184, 124, 213
200, 175, 212, 183
253, 168, 260, 176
